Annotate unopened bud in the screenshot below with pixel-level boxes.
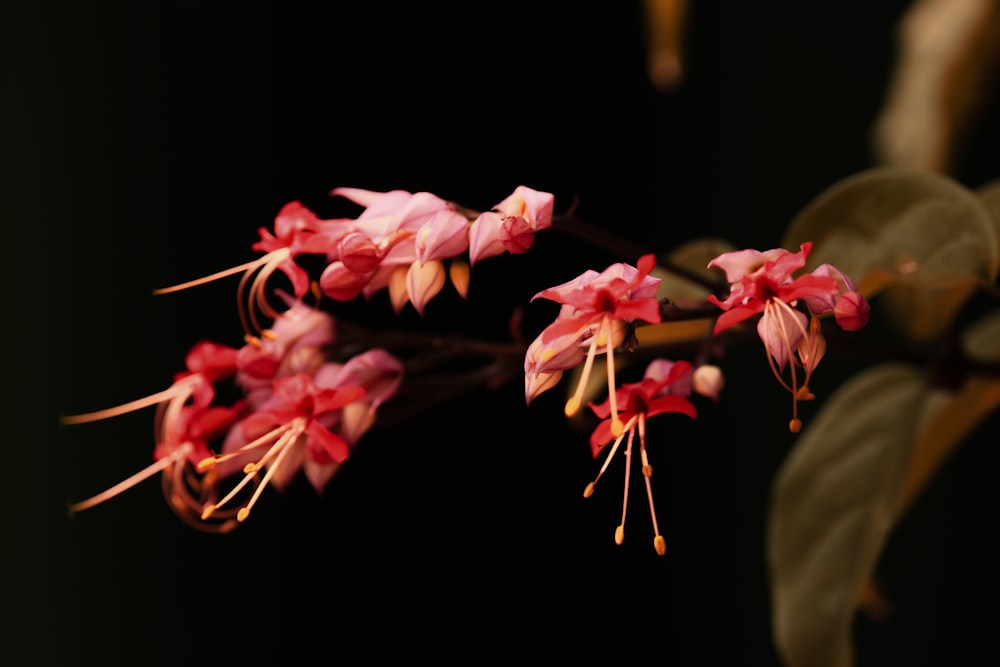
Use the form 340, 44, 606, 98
692, 364, 724, 401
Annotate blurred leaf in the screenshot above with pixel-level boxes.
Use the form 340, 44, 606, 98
975, 177, 1000, 251
767, 363, 926, 667
783, 167, 998, 341
896, 309, 1000, 517
653, 237, 734, 305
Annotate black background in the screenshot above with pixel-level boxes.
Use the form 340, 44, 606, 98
5, 1, 998, 665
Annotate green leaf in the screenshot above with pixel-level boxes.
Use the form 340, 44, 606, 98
782, 167, 999, 341
784, 167, 998, 289
767, 363, 926, 667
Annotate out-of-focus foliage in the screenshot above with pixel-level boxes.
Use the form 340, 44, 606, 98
767, 363, 925, 667
783, 167, 998, 341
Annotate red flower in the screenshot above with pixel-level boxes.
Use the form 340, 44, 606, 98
584, 359, 697, 555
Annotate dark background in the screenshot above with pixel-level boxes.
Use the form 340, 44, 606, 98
5, 1, 997, 665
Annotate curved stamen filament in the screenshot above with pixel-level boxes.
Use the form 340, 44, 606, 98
61, 377, 199, 425
236, 249, 291, 335
152, 249, 292, 336
69, 442, 193, 515
765, 299, 814, 432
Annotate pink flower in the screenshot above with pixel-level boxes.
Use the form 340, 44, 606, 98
155, 201, 344, 335
202, 348, 403, 519
235, 299, 338, 406
468, 186, 555, 265
200, 374, 367, 523
584, 359, 697, 555
801, 263, 871, 331
706, 242, 868, 431
63, 340, 243, 519
524, 254, 662, 438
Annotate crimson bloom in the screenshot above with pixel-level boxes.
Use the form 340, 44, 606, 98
525, 254, 662, 438
584, 359, 697, 555
706, 241, 870, 431
63, 340, 243, 519
200, 373, 367, 523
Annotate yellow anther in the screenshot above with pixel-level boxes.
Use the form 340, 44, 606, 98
243, 463, 257, 474
197, 457, 217, 472
261, 329, 278, 340
200, 504, 216, 520
654, 535, 667, 556
237, 507, 250, 522
244, 334, 262, 348
564, 396, 581, 417
614, 525, 625, 545
610, 418, 624, 438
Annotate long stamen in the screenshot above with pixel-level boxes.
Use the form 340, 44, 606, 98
603, 317, 624, 438
761, 302, 796, 395
564, 324, 602, 417
234, 249, 291, 335
197, 421, 297, 471
236, 423, 302, 522
153, 259, 267, 295
615, 425, 637, 546
638, 414, 666, 555
771, 301, 802, 432
68, 442, 193, 515
583, 414, 638, 498
61, 378, 198, 425
200, 419, 304, 520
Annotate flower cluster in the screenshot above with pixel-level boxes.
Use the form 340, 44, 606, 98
65, 185, 551, 528
65, 301, 402, 531
522, 245, 869, 552
156, 185, 554, 332
64, 181, 872, 553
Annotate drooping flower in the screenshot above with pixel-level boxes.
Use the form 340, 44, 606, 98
63, 340, 244, 521
201, 347, 403, 520
524, 254, 663, 439
706, 242, 870, 431
154, 201, 344, 335
199, 373, 367, 523
584, 359, 697, 555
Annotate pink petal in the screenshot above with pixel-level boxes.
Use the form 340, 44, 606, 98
468, 211, 505, 265
416, 209, 470, 264
493, 185, 555, 230
834, 291, 870, 331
